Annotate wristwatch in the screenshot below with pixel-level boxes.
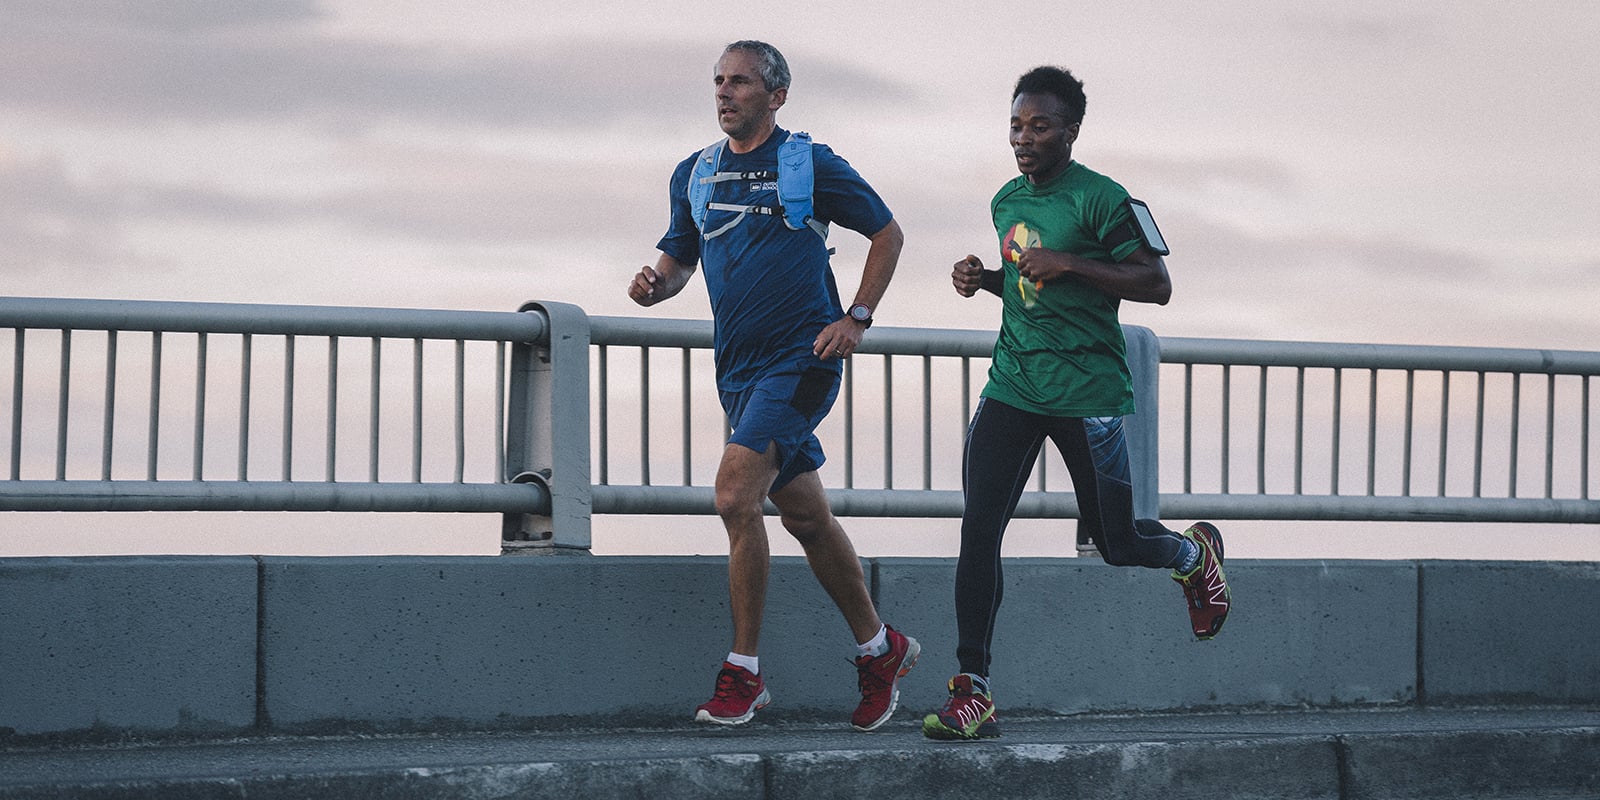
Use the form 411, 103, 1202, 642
847, 303, 874, 328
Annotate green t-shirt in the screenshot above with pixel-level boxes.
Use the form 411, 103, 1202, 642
982, 160, 1142, 417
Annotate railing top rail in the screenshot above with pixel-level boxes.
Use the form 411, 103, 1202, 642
0, 297, 547, 342
590, 316, 710, 348
592, 317, 1001, 358
1159, 335, 1600, 374
593, 319, 1600, 375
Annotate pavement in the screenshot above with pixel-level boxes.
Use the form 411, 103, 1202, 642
2, 706, 1597, 799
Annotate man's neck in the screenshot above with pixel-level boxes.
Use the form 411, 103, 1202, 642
1027, 159, 1074, 187
727, 121, 778, 154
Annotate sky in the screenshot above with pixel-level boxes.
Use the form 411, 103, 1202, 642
4, 1, 1599, 559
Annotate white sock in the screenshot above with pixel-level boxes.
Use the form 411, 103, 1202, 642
856, 624, 889, 658
726, 651, 759, 676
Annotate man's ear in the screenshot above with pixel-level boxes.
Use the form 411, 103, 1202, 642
1066, 122, 1081, 144
770, 86, 788, 111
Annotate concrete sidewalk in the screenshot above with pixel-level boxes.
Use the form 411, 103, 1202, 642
2, 706, 1597, 799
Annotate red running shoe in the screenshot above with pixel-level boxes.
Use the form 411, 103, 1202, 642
1172, 521, 1231, 639
693, 661, 771, 725
851, 626, 920, 731
921, 674, 1000, 740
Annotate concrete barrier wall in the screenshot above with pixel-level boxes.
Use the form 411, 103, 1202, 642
0, 557, 257, 737
2, 556, 1597, 740
1419, 560, 1600, 704
879, 558, 1419, 715
259, 556, 859, 730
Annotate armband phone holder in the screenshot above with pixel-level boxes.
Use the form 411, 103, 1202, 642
1126, 198, 1170, 256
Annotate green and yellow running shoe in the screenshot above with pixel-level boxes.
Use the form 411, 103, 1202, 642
922, 674, 1001, 741
1172, 521, 1231, 640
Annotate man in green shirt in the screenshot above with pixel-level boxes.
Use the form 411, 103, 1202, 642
922, 66, 1231, 742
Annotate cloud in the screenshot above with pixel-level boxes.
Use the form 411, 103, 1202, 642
1171, 206, 1496, 292
0, 153, 132, 270
1280, 7, 1443, 47
300, 146, 662, 245
0, 0, 920, 284
6, 0, 324, 33
1147, 206, 1513, 342
0, 4, 909, 131
1092, 152, 1301, 197
0, 137, 665, 269
1143, 204, 1599, 352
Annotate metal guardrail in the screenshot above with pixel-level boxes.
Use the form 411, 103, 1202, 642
4, 297, 1598, 555
585, 316, 1160, 525
0, 297, 557, 519
1159, 338, 1600, 522
588, 319, 1600, 527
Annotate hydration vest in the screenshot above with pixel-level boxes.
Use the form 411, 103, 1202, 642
688, 131, 830, 245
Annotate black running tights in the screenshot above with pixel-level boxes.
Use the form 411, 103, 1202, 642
955, 396, 1184, 677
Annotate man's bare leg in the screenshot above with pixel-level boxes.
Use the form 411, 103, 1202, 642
772, 468, 918, 732
714, 441, 782, 656
770, 469, 883, 644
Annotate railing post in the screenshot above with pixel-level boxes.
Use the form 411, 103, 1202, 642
1079, 324, 1161, 554
1125, 325, 1162, 520
502, 301, 592, 554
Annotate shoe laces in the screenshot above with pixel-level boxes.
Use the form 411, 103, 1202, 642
853, 654, 894, 695
938, 688, 990, 727
712, 666, 751, 701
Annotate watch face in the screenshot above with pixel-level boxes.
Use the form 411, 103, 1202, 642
850, 304, 871, 321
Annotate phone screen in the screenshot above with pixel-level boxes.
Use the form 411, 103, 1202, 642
1127, 199, 1170, 256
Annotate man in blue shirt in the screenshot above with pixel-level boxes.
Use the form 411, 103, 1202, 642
627, 40, 917, 731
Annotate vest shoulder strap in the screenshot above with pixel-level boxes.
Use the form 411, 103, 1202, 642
687, 140, 725, 234
686, 132, 829, 244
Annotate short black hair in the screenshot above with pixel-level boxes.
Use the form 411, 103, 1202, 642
1012, 66, 1086, 126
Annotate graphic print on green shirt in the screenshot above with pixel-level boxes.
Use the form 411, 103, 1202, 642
1001, 221, 1043, 308
983, 160, 1144, 417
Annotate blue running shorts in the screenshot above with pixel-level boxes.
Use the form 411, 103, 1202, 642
720, 363, 840, 492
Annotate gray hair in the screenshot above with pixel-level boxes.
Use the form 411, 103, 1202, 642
723, 40, 791, 91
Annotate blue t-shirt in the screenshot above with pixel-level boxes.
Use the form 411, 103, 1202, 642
656, 127, 894, 391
